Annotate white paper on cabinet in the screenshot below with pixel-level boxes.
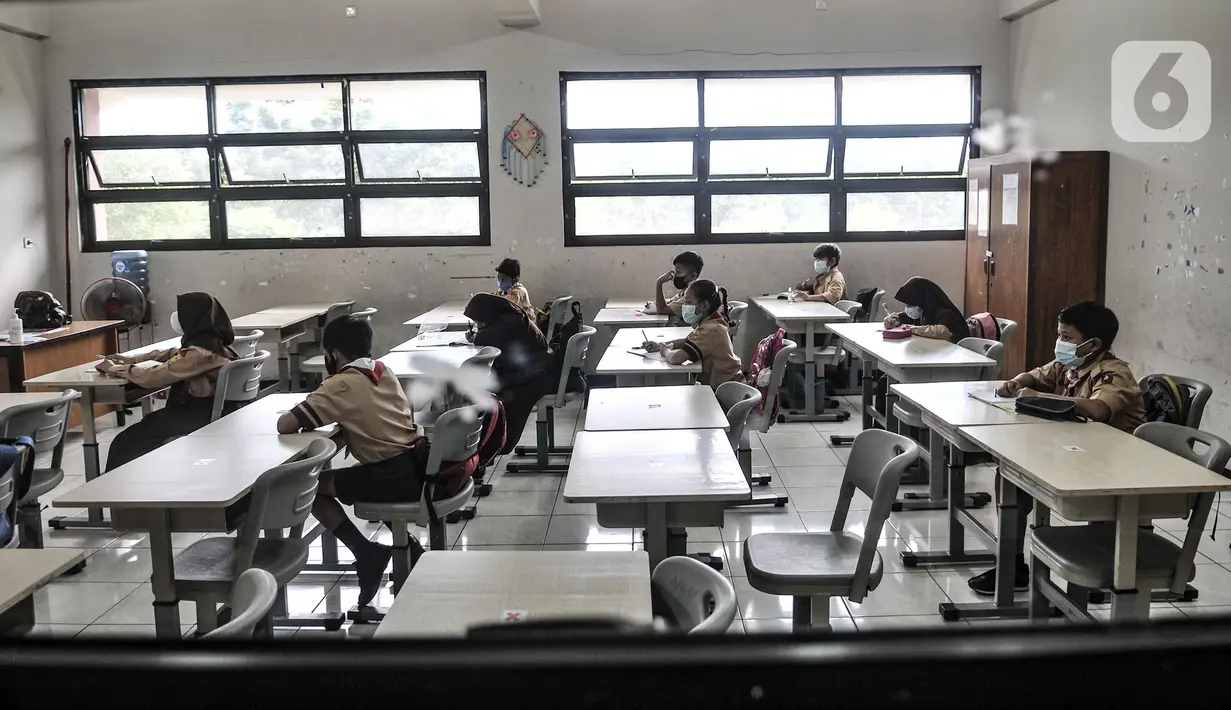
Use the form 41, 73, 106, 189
1002, 173, 1020, 226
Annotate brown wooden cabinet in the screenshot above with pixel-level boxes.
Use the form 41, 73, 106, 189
964, 152, 1110, 378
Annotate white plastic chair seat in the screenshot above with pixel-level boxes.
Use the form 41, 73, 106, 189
787, 346, 839, 363
353, 478, 475, 527
174, 537, 310, 593
21, 468, 64, 502
201, 568, 278, 639
1030, 526, 1193, 591
301, 355, 327, 373
744, 532, 885, 594
892, 401, 923, 428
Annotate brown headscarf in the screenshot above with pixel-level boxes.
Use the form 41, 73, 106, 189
894, 278, 968, 344
178, 292, 236, 357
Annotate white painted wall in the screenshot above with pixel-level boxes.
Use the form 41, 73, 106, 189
44, 0, 1009, 355
0, 29, 52, 314
0, 2, 51, 38
1011, 0, 1231, 437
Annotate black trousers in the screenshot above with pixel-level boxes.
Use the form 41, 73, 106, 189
105, 398, 217, 472
499, 372, 558, 455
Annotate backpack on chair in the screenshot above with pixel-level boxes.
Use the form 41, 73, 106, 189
967, 312, 1001, 341
1141, 374, 1192, 425
855, 288, 878, 323
746, 328, 786, 423
549, 301, 587, 393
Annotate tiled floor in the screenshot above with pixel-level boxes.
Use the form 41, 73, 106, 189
19, 395, 1231, 639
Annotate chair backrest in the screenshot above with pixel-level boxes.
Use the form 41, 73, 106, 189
995, 318, 1017, 347
0, 390, 79, 455
351, 307, 378, 324
1138, 374, 1213, 429
548, 295, 577, 332
211, 350, 271, 422
726, 300, 748, 334
957, 337, 1005, 381
232, 330, 264, 358
1133, 422, 1231, 594
324, 301, 356, 326
423, 405, 484, 479
651, 556, 737, 635
831, 429, 919, 602
202, 568, 278, 639
835, 299, 862, 319
868, 290, 886, 323
235, 438, 337, 573
0, 447, 22, 533
754, 339, 797, 434
463, 346, 501, 370
715, 381, 762, 454
551, 325, 596, 408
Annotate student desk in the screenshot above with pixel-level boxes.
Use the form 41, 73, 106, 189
595, 327, 699, 386
564, 430, 750, 567
0, 549, 87, 636
3, 320, 123, 428
751, 297, 852, 423
947, 422, 1231, 624
52, 414, 331, 639
232, 308, 322, 392
374, 551, 653, 638
389, 331, 475, 351
404, 301, 472, 331
604, 298, 651, 310
593, 308, 670, 329
584, 385, 728, 432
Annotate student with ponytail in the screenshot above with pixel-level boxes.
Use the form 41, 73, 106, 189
641, 279, 742, 389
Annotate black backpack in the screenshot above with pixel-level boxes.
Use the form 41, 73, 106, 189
14, 291, 72, 330
1141, 374, 1192, 426
855, 287, 878, 323
549, 301, 587, 393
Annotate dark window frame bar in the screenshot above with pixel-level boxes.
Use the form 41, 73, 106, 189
561, 67, 980, 247
73, 71, 490, 252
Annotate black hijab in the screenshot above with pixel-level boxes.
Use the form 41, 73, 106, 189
894, 278, 967, 344
178, 292, 235, 357
464, 294, 552, 385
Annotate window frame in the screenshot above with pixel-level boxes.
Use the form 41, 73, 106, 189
73, 72, 490, 252
560, 67, 980, 247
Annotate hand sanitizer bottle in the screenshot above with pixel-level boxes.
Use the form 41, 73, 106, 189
8, 310, 23, 344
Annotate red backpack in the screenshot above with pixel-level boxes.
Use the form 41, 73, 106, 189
434, 395, 506, 499
746, 328, 786, 423
967, 312, 1001, 341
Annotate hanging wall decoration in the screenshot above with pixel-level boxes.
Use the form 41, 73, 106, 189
501, 114, 548, 186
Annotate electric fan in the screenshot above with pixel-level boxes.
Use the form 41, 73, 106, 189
80, 277, 148, 328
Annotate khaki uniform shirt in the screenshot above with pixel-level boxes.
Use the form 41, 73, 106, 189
103, 345, 230, 398
798, 268, 847, 304
500, 283, 534, 317
291, 358, 424, 464
679, 317, 744, 389
1027, 352, 1147, 433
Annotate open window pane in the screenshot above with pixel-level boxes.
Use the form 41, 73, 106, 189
842, 74, 973, 126
360, 197, 480, 238
844, 136, 967, 176
226, 199, 344, 240
572, 142, 693, 179
574, 196, 694, 236
214, 83, 343, 133
712, 194, 830, 234
710, 139, 831, 177
222, 145, 345, 183
81, 86, 207, 136
350, 80, 482, 131
847, 191, 965, 232
566, 79, 698, 129
89, 148, 210, 187
705, 77, 835, 127
356, 143, 480, 180
92, 201, 210, 242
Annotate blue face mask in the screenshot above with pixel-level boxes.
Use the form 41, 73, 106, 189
814, 260, 830, 276
1055, 339, 1092, 367
682, 304, 702, 325
497, 279, 512, 293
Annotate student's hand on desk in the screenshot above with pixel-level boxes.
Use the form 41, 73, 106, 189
996, 380, 1023, 397
95, 358, 121, 374
642, 340, 661, 353
883, 315, 901, 329
1017, 387, 1040, 398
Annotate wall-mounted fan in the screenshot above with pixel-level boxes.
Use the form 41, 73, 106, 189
80, 277, 148, 329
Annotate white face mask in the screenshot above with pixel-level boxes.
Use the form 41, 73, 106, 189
904, 306, 924, 320
814, 260, 830, 276
169, 311, 182, 334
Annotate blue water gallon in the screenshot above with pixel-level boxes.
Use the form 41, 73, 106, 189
111, 250, 150, 294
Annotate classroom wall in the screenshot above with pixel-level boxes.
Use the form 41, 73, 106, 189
1010, 0, 1231, 437
0, 28, 52, 315
44, 0, 1010, 355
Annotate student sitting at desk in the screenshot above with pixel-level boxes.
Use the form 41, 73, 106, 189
278, 315, 447, 607
882, 277, 967, 344
98, 292, 238, 472
789, 243, 846, 304
495, 257, 534, 318
966, 301, 1146, 595
642, 279, 742, 390
648, 250, 705, 323
464, 294, 556, 453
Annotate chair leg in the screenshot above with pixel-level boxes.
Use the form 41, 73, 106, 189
195, 599, 219, 634
17, 502, 44, 549
428, 517, 447, 552
391, 520, 412, 588
1030, 559, 1051, 622
792, 596, 832, 632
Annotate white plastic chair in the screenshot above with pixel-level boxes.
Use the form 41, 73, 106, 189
717, 381, 785, 508
726, 300, 748, 337
232, 330, 264, 358
0, 446, 25, 549
1138, 374, 1213, 429
201, 568, 279, 639
651, 556, 737, 634
995, 318, 1017, 348
0, 390, 78, 548
744, 339, 797, 488
506, 326, 597, 473
211, 350, 271, 422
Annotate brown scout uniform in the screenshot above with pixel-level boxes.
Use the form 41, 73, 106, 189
797, 267, 847, 304
1027, 351, 1147, 433
105, 346, 231, 398
679, 317, 744, 389
500, 282, 535, 318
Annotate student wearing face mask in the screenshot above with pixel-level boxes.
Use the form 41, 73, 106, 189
790, 243, 846, 304
883, 277, 968, 344
642, 279, 742, 390
494, 258, 534, 317
963, 301, 1146, 596
649, 251, 705, 324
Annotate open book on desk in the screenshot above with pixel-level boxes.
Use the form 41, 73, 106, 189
968, 391, 1018, 413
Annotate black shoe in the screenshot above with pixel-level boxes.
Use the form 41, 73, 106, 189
355, 543, 393, 607
968, 562, 1030, 596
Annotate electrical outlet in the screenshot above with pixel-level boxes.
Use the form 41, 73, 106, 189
815, 0, 828, 8
22, 238, 34, 249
